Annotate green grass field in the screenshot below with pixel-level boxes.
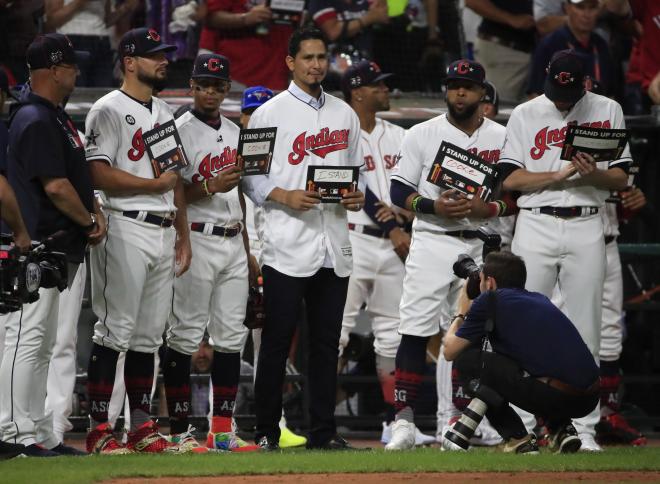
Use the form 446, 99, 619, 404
3, 447, 660, 483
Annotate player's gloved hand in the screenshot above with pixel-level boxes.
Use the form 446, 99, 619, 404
153, 171, 179, 194
208, 166, 241, 193
284, 189, 321, 210
341, 190, 365, 212
87, 211, 107, 246
571, 152, 597, 176
374, 201, 396, 223
621, 187, 647, 211
389, 226, 411, 262
434, 189, 471, 218
175, 233, 192, 277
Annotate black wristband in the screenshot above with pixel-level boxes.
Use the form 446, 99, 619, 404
411, 195, 435, 214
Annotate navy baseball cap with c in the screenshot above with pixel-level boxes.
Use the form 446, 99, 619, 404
341, 60, 393, 98
191, 53, 230, 81
26, 33, 89, 70
242, 86, 274, 112
544, 50, 585, 104
119, 27, 176, 60
444, 59, 486, 87
483, 80, 499, 109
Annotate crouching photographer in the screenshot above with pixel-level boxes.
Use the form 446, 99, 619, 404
443, 251, 599, 454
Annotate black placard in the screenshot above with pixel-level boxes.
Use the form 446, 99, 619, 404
237, 127, 277, 176
143, 120, 189, 177
561, 125, 629, 162
269, 0, 304, 25
426, 141, 498, 201
306, 165, 359, 203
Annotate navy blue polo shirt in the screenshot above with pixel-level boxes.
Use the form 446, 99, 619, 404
528, 25, 616, 97
479, 0, 535, 52
6, 92, 94, 262
456, 288, 599, 390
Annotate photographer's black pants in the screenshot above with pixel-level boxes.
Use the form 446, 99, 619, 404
454, 348, 599, 440
255, 265, 348, 447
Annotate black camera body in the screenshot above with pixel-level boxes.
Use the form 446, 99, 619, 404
0, 235, 68, 314
452, 226, 502, 299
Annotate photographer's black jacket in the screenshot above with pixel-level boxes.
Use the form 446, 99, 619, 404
457, 288, 599, 390
5, 92, 93, 263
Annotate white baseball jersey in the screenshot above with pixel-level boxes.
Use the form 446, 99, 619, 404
349, 118, 405, 227
499, 92, 632, 208
176, 111, 242, 226
243, 81, 363, 278
391, 114, 506, 232
84, 90, 176, 213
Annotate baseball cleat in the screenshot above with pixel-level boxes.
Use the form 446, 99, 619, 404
578, 433, 603, 452
207, 431, 260, 452
50, 443, 88, 456
87, 422, 133, 455
278, 425, 307, 448
382, 421, 436, 447
384, 419, 416, 451
499, 434, 539, 454
127, 421, 181, 453
596, 413, 647, 446
168, 425, 209, 453
548, 423, 581, 454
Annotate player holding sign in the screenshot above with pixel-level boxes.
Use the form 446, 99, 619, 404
386, 60, 514, 450
499, 50, 630, 452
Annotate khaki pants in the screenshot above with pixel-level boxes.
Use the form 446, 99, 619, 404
474, 38, 531, 104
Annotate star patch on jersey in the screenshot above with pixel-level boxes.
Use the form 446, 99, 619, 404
86, 129, 99, 146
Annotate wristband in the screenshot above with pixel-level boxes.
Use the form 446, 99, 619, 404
452, 314, 465, 321
201, 178, 213, 197
411, 195, 435, 214
487, 202, 499, 218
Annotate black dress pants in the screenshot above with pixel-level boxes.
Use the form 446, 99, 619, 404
255, 265, 349, 446
454, 348, 599, 440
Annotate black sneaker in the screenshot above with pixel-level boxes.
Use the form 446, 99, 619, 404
257, 436, 280, 452
548, 423, 582, 454
50, 443, 88, 456
307, 435, 363, 451
0, 441, 26, 460
499, 434, 539, 454
21, 444, 60, 457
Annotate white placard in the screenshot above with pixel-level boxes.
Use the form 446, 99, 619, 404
243, 141, 271, 156
441, 157, 486, 185
314, 168, 354, 183
150, 136, 177, 159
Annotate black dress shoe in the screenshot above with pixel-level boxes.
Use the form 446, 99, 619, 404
50, 443, 88, 456
307, 435, 362, 451
0, 441, 26, 460
257, 436, 280, 451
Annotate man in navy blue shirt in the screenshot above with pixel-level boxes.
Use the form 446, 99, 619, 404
528, 0, 617, 98
444, 251, 599, 453
0, 33, 105, 457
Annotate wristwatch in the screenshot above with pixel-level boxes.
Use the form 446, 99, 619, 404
83, 213, 98, 233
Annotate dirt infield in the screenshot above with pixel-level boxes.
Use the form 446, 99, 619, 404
111, 472, 660, 483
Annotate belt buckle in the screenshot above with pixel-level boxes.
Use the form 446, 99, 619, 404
551, 208, 561, 218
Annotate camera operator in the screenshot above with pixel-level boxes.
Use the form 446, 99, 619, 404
0, 34, 105, 457
443, 251, 599, 454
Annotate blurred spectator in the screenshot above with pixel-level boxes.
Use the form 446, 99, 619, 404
528, 0, 617, 99
466, 0, 535, 104
198, 0, 296, 90
44, 0, 140, 87
372, 0, 445, 92
624, 0, 660, 113
535, 0, 633, 37
147, 0, 205, 87
309, 0, 389, 62
190, 340, 214, 417
0, 0, 45, 84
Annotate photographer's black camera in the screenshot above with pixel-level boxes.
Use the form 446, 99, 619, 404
0, 234, 68, 314
453, 254, 482, 299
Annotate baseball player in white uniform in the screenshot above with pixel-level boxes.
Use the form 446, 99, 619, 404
162, 53, 259, 453
83, 28, 192, 454
499, 50, 630, 452
337, 60, 435, 447
386, 59, 514, 450
243, 27, 365, 451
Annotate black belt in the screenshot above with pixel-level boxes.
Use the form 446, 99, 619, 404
605, 235, 616, 245
478, 32, 533, 53
522, 206, 599, 218
348, 223, 387, 239
443, 230, 480, 239
190, 222, 242, 238
122, 211, 174, 227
